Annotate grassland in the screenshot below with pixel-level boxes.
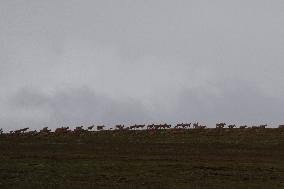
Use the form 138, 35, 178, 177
0, 128, 283, 188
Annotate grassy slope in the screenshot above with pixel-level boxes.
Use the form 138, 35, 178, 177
0, 129, 283, 189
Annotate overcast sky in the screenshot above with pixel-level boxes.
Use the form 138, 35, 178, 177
1, 0, 284, 131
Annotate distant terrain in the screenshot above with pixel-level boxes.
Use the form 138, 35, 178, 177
0, 128, 283, 188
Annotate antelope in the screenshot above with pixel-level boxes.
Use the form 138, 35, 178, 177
192, 122, 206, 129
135, 124, 145, 129
129, 125, 137, 130
0, 128, 3, 134
216, 123, 226, 129
123, 127, 130, 130
115, 124, 124, 130
27, 130, 38, 135
153, 124, 160, 130
259, 124, 267, 129
239, 125, 247, 129
87, 125, 95, 130
192, 122, 199, 128
174, 123, 183, 129
74, 126, 85, 133
55, 127, 70, 134
40, 127, 51, 133
14, 127, 29, 134
153, 124, 165, 130
228, 124, 236, 129
184, 123, 191, 128
97, 125, 105, 131
159, 123, 171, 129
175, 123, 191, 129
129, 124, 145, 130
39, 127, 51, 136
147, 124, 155, 130
195, 125, 206, 129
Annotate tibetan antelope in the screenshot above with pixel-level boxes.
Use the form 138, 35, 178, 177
87, 125, 95, 130
97, 125, 105, 131
193, 123, 206, 129
192, 122, 199, 128
135, 124, 146, 129
129, 124, 145, 130
216, 123, 226, 129
39, 127, 51, 136
152, 124, 170, 130
27, 130, 38, 135
228, 124, 236, 129
13, 127, 29, 135
115, 124, 124, 130
40, 127, 51, 133
129, 125, 137, 130
55, 127, 70, 134
147, 124, 155, 130
154, 124, 161, 130
123, 127, 130, 130
175, 123, 191, 129
159, 123, 171, 129
195, 125, 206, 129
259, 124, 267, 129
74, 126, 85, 133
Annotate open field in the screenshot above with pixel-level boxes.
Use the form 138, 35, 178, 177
0, 128, 284, 188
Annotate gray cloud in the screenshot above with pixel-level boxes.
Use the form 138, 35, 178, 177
1, 1, 284, 130
174, 79, 284, 126
3, 87, 155, 131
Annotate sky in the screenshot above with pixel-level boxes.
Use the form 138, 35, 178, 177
1, 0, 284, 131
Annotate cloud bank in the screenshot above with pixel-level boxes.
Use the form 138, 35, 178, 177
1, 0, 284, 130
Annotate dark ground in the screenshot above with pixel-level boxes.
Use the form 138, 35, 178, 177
0, 128, 283, 188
